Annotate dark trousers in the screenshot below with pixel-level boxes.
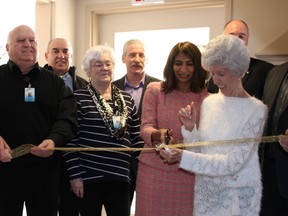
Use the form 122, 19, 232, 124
260, 158, 288, 216
129, 157, 138, 205
58, 161, 81, 216
0, 163, 60, 216
80, 181, 130, 216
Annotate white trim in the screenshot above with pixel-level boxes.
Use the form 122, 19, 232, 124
85, 0, 225, 47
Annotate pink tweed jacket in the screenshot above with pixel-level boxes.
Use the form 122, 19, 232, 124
139, 81, 208, 170
135, 81, 208, 216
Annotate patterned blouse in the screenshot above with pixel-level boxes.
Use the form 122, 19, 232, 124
63, 86, 143, 184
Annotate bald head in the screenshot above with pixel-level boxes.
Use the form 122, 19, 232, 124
6, 25, 38, 73
45, 38, 73, 76
223, 20, 249, 46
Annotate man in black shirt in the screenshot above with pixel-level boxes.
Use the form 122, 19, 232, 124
0, 25, 77, 216
261, 62, 288, 216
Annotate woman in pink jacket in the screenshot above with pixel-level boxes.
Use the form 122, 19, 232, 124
135, 41, 209, 216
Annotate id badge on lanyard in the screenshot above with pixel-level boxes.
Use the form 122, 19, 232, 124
24, 83, 35, 102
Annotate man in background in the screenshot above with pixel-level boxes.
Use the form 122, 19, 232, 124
113, 39, 160, 211
260, 62, 288, 216
45, 38, 88, 92
45, 38, 88, 216
207, 19, 274, 99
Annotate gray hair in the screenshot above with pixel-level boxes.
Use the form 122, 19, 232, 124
7, 25, 37, 44
202, 34, 250, 77
122, 39, 146, 55
46, 38, 73, 54
82, 44, 115, 76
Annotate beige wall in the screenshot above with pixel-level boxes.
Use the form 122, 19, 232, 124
35, 0, 288, 78
75, 0, 225, 78
36, 0, 76, 66
226, 0, 288, 64
36, 3, 53, 65
98, 6, 224, 47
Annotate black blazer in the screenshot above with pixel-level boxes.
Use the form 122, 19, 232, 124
44, 64, 88, 90
112, 74, 160, 118
262, 62, 288, 198
207, 57, 274, 99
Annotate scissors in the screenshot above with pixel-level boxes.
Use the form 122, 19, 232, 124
156, 129, 171, 152
165, 128, 171, 144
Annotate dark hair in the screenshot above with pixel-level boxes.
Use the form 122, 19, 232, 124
162, 41, 209, 94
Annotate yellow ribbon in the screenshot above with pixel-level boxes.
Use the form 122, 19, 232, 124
10, 135, 280, 159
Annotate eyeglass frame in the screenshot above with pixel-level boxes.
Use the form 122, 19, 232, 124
90, 61, 114, 70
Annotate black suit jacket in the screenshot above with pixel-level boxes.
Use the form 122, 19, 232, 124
262, 62, 288, 198
112, 74, 160, 118
44, 64, 88, 90
207, 57, 274, 99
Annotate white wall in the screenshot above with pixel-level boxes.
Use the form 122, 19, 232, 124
74, 0, 225, 78
64, 0, 288, 78
100, 6, 224, 81
2, 0, 287, 75
98, 6, 224, 47
0, 0, 36, 65
13, 0, 287, 78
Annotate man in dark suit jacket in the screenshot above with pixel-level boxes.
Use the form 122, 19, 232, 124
44, 38, 88, 216
44, 38, 88, 92
113, 39, 160, 210
260, 62, 288, 216
279, 130, 288, 152
207, 20, 274, 99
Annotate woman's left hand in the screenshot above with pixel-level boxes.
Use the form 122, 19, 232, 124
71, 178, 84, 198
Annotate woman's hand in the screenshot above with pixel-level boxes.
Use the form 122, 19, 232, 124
178, 101, 196, 131
159, 147, 183, 164
279, 129, 288, 152
151, 129, 174, 145
71, 178, 84, 198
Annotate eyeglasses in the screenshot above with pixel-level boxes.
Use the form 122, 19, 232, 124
91, 61, 114, 70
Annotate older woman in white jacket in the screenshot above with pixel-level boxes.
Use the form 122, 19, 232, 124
160, 34, 267, 216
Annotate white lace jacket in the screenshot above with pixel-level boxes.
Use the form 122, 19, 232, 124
180, 94, 267, 216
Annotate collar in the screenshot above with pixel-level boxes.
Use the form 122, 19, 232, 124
60, 72, 70, 80
124, 75, 145, 89
8, 60, 41, 75
43, 64, 76, 80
